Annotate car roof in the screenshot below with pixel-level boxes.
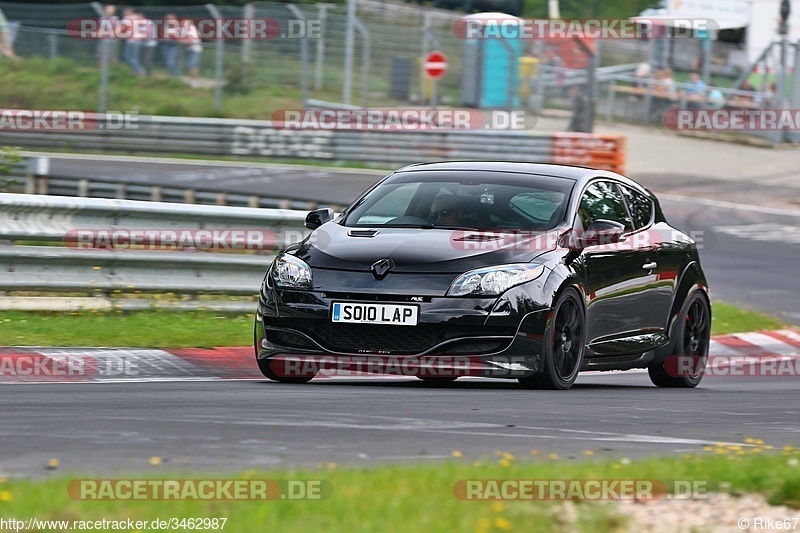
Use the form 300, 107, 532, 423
392, 161, 646, 194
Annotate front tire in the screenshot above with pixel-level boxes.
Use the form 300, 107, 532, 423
519, 288, 586, 390
648, 292, 710, 388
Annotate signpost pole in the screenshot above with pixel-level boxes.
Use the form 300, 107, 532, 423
423, 51, 447, 111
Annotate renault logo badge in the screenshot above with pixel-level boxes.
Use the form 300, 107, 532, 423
370, 258, 394, 279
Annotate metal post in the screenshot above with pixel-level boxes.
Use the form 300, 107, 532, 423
533, 40, 544, 112
422, 15, 442, 108
354, 18, 371, 108
342, 0, 356, 105
700, 30, 711, 84
98, 36, 110, 113
242, 4, 254, 78
315, 4, 334, 91
574, 37, 596, 132
49, 32, 57, 62
421, 12, 430, 106
288, 4, 309, 108
207, 5, 224, 112
776, 0, 790, 142
790, 43, 800, 142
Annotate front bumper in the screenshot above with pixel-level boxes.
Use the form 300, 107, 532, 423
255, 287, 552, 379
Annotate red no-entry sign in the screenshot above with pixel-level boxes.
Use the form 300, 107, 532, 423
424, 51, 448, 80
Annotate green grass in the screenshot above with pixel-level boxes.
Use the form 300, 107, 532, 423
711, 302, 787, 336
0, 301, 788, 348
0, 309, 254, 348
1, 450, 799, 532
0, 54, 410, 120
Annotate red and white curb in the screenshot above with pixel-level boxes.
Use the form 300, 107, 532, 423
1, 330, 799, 384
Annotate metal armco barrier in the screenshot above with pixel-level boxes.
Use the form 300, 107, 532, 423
0, 193, 308, 297
0, 115, 627, 174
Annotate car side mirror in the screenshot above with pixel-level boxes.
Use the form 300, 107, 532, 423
305, 208, 334, 230
572, 219, 626, 249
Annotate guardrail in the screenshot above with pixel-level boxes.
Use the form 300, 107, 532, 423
8, 159, 325, 211
0, 193, 309, 307
0, 114, 627, 174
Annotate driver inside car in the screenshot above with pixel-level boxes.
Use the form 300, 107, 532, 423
429, 195, 466, 226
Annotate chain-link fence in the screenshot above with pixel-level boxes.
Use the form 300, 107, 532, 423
1, 0, 797, 141
0, 1, 469, 113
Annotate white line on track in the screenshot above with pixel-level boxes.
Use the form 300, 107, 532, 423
659, 193, 800, 217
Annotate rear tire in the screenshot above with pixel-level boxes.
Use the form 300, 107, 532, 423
648, 292, 710, 388
519, 288, 585, 390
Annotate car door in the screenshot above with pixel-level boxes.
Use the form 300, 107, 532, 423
577, 180, 661, 355
617, 183, 674, 338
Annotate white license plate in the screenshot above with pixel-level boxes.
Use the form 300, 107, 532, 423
331, 302, 418, 326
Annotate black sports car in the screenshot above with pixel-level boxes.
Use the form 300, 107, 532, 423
255, 162, 710, 389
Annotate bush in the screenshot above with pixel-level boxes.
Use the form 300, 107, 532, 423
0, 146, 23, 192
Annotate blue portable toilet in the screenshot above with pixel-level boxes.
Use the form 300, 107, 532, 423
460, 13, 523, 108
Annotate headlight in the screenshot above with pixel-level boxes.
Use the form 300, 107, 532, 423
447, 264, 545, 296
271, 254, 313, 290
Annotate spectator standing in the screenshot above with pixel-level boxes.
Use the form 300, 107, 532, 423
97, 4, 119, 68
683, 71, 707, 110
756, 81, 778, 107
0, 8, 17, 60
140, 11, 157, 77
121, 8, 144, 75
160, 13, 180, 77
706, 84, 725, 109
179, 18, 202, 85
654, 68, 677, 99
738, 78, 757, 103
634, 62, 651, 89
567, 85, 592, 133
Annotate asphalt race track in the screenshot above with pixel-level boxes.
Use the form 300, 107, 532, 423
3, 373, 799, 476
2, 154, 798, 478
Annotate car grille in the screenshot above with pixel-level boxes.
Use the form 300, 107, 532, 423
291, 322, 515, 355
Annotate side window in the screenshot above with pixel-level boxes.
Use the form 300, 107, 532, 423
578, 181, 632, 231
619, 185, 653, 230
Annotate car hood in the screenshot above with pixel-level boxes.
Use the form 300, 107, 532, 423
293, 223, 563, 273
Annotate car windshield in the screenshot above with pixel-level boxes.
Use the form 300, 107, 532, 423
344, 171, 575, 231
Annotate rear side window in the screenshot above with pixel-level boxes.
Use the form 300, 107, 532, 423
619, 185, 653, 230
578, 181, 633, 231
